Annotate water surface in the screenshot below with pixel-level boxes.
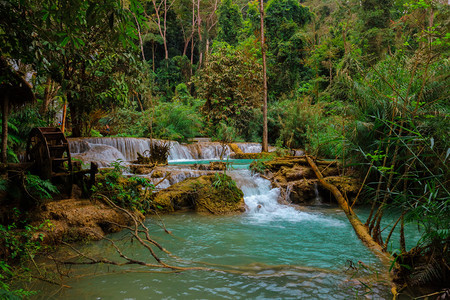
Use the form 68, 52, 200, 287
34, 170, 399, 299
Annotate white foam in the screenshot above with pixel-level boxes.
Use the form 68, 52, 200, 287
233, 170, 344, 226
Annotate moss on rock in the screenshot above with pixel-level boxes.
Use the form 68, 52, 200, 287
254, 156, 360, 204
152, 174, 245, 214
234, 152, 273, 159
34, 199, 142, 243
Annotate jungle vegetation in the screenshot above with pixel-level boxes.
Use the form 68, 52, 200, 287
0, 0, 449, 297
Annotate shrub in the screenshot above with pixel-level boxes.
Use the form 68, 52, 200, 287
92, 160, 155, 213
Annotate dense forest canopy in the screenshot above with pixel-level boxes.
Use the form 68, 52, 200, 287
0, 0, 449, 296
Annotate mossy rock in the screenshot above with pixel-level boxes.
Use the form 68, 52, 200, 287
325, 176, 360, 194
228, 143, 243, 154
129, 164, 154, 175
208, 161, 227, 170
152, 174, 245, 214
262, 157, 339, 173
151, 170, 164, 178
234, 152, 273, 159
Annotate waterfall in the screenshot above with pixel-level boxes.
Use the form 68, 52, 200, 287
231, 170, 338, 224
285, 183, 293, 203
72, 144, 126, 168
68, 138, 234, 164
235, 143, 262, 153
69, 137, 151, 161
313, 182, 323, 205
167, 141, 194, 161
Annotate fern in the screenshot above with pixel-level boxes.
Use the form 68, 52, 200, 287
409, 256, 443, 286
24, 174, 59, 201
0, 178, 7, 192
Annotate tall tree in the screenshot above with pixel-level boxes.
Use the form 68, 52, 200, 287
260, 0, 268, 152
30, 0, 146, 136
194, 43, 262, 135
150, 0, 175, 61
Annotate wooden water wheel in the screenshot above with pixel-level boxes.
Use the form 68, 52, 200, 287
26, 127, 72, 179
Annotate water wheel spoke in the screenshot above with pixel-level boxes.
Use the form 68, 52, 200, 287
25, 127, 72, 180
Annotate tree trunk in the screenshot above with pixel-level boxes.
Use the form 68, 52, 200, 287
1, 95, 9, 163
68, 94, 82, 137
306, 155, 390, 263
40, 77, 52, 115
197, 0, 203, 67
163, 0, 169, 60
260, 0, 268, 153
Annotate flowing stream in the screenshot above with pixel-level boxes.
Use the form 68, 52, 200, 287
33, 138, 421, 299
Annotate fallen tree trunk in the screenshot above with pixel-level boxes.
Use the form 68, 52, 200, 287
306, 155, 390, 264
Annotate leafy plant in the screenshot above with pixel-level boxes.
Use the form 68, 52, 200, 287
92, 160, 155, 212
249, 160, 268, 174
0, 210, 52, 299
23, 174, 59, 202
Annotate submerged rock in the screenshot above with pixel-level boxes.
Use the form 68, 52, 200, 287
153, 174, 245, 214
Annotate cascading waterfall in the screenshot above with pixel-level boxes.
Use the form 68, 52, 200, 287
73, 144, 126, 168
69, 137, 151, 161
168, 142, 194, 161
231, 170, 342, 225
235, 143, 262, 153
68, 137, 236, 164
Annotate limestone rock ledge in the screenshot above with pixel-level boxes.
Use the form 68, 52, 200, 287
255, 156, 361, 204
34, 199, 142, 243
152, 174, 245, 214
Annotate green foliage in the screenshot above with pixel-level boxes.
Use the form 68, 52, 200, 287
23, 174, 59, 203
212, 121, 238, 144
360, 0, 393, 58
0, 210, 52, 299
270, 98, 345, 157
211, 173, 242, 203
217, 0, 243, 46
0, 106, 46, 163
92, 160, 155, 213
2, 173, 58, 206
194, 41, 262, 135
249, 160, 268, 174
105, 106, 150, 137
153, 101, 203, 142
1, 0, 150, 137
173, 83, 194, 105
264, 0, 311, 96
155, 56, 192, 99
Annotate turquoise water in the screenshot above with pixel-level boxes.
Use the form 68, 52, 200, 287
32, 166, 420, 299
35, 210, 392, 299
169, 159, 259, 170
